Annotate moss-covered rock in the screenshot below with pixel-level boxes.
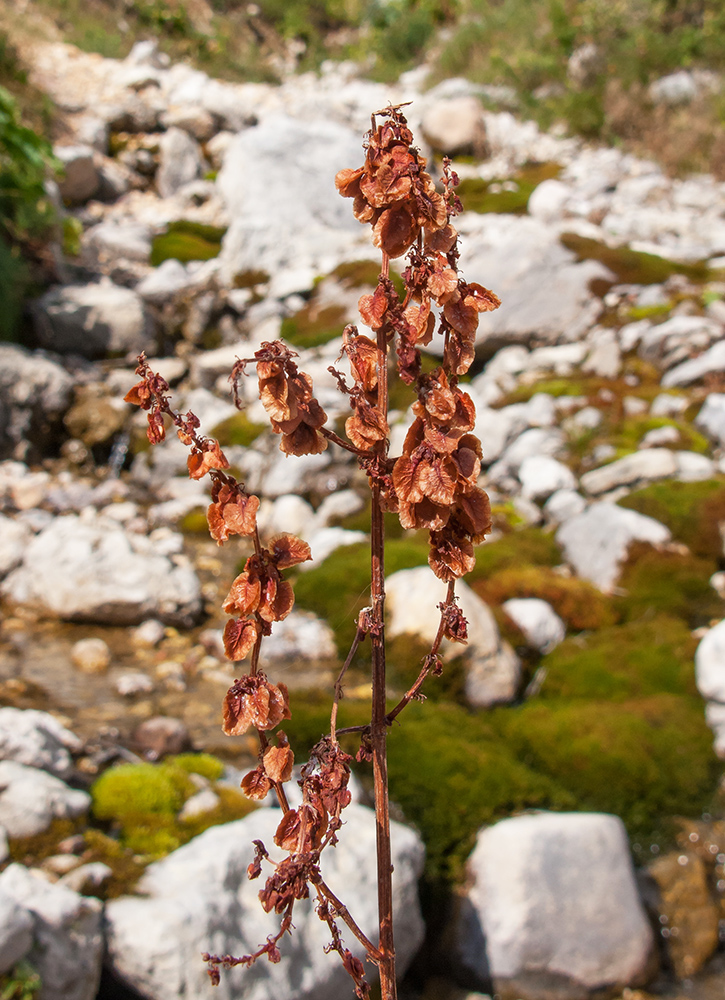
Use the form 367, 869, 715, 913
561, 232, 710, 285
150, 220, 227, 266
492, 694, 719, 844
618, 479, 725, 559
539, 617, 698, 701
616, 544, 722, 627
474, 564, 615, 630
457, 162, 561, 215
168, 752, 225, 782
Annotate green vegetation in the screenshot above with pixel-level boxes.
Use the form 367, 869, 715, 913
281, 302, 348, 348
561, 233, 711, 285
0, 962, 41, 1000
467, 525, 561, 581
150, 220, 227, 266
0, 80, 58, 340
211, 412, 267, 448
91, 757, 253, 857
618, 478, 725, 558
457, 162, 561, 215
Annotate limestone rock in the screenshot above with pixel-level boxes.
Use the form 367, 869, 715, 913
34, 280, 152, 359
156, 127, 203, 197
518, 455, 576, 501
133, 716, 192, 760
0, 707, 81, 779
55, 145, 100, 204
386, 567, 521, 707
503, 598, 566, 652
696, 393, 725, 447
0, 761, 90, 838
543, 488, 586, 524
106, 805, 425, 1000
0, 894, 33, 975
580, 448, 679, 495
0, 345, 74, 460
456, 812, 655, 998
70, 638, 111, 675
2, 513, 202, 626
662, 340, 725, 388
0, 515, 33, 577
695, 620, 725, 703
556, 502, 671, 592
421, 96, 488, 156
0, 864, 103, 1000
262, 610, 337, 662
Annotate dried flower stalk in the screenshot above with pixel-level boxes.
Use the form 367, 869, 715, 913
125, 103, 499, 1000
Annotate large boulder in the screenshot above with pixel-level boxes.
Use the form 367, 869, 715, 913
0, 864, 103, 1000
217, 115, 363, 288
421, 96, 488, 157
455, 812, 656, 998
0, 345, 74, 460
2, 513, 202, 626
556, 502, 671, 592
580, 448, 712, 495
456, 216, 610, 356
386, 567, 521, 707
34, 280, 153, 359
106, 804, 425, 1000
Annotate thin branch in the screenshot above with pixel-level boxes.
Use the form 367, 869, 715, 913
311, 874, 383, 963
331, 624, 366, 741
320, 426, 364, 456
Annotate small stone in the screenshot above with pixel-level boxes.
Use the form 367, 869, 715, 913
503, 598, 566, 653
59, 862, 113, 895
71, 638, 111, 675
114, 672, 154, 698
133, 716, 191, 759
0, 761, 90, 838
131, 619, 166, 647
178, 788, 220, 821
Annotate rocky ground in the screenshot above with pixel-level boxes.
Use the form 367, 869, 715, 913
3, 30, 725, 1000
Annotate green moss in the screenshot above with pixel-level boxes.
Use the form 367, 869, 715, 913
281, 303, 347, 348
475, 564, 616, 630
0, 961, 41, 1000
178, 507, 209, 535
618, 479, 725, 559
293, 536, 430, 657
609, 416, 709, 456
8, 818, 81, 866
92, 762, 194, 822
468, 526, 561, 583
386, 702, 574, 882
329, 259, 381, 287
457, 162, 561, 215
616, 544, 722, 628
626, 303, 673, 322
539, 617, 697, 701
81, 828, 147, 899
233, 268, 269, 289
561, 233, 710, 286
150, 220, 227, 266
168, 752, 225, 782
211, 411, 266, 447
493, 694, 719, 844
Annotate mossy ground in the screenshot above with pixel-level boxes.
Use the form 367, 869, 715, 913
456, 161, 561, 214
150, 220, 227, 267
210, 412, 267, 448
618, 479, 725, 559
561, 233, 710, 285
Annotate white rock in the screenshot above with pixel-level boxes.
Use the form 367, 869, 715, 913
518, 456, 576, 501
675, 451, 714, 481
313, 489, 364, 528
156, 127, 203, 198
304, 527, 367, 567
160, 104, 218, 142
696, 393, 725, 447
543, 488, 586, 524
106, 805, 425, 1000
527, 179, 572, 223
386, 567, 521, 707
503, 598, 566, 652
71, 637, 111, 674
583, 327, 621, 378
34, 279, 152, 359
0, 515, 33, 577
84, 222, 152, 263
0, 345, 74, 460
649, 70, 698, 106
421, 96, 487, 156
262, 610, 337, 662
115, 671, 154, 697
136, 258, 192, 304
704, 701, 725, 758
2, 513, 202, 626
640, 426, 680, 448
59, 861, 113, 895
562, 404, 603, 435
131, 619, 166, 647
0, 761, 90, 838
0, 864, 103, 1000
556, 502, 671, 591
456, 812, 655, 997
55, 145, 100, 204
662, 340, 725, 387
695, 620, 725, 703
580, 448, 679, 495
0, 895, 34, 975
0, 707, 81, 779
178, 787, 220, 821
256, 494, 315, 539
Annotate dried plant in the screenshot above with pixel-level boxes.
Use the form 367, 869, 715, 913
125, 103, 500, 1000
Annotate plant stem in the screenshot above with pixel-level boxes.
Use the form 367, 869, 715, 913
370, 250, 396, 1000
